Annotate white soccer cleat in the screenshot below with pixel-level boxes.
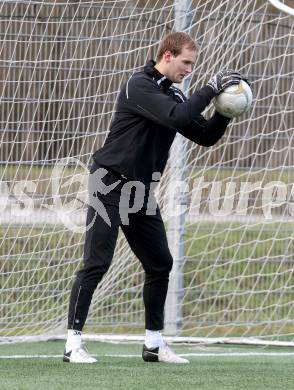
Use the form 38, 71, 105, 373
63, 346, 97, 363
142, 342, 189, 364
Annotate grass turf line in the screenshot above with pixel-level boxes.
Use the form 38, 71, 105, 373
0, 341, 294, 390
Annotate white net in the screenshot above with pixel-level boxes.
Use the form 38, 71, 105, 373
0, 0, 293, 343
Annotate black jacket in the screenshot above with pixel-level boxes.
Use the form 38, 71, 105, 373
93, 60, 230, 183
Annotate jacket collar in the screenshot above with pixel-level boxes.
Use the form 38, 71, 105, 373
144, 60, 173, 90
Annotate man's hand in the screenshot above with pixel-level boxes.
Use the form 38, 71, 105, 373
207, 70, 242, 95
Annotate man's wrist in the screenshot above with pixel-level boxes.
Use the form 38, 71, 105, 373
200, 85, 218, 99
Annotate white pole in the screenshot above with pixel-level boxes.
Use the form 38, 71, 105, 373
164, 0, 193, 336
268, 0, 294, 16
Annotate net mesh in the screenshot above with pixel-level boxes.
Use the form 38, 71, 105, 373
0, 0, 293, 342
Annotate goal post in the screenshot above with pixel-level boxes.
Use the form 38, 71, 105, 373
0, 0, 294, 345
268, 0, 294, 16
164, 0, 193, 336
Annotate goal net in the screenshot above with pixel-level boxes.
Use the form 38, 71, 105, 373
0, 0, 293, 344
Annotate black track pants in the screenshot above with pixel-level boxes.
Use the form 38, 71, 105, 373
68, 162, 173, 331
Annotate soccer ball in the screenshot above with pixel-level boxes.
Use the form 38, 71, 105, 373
213, 79, 253, 118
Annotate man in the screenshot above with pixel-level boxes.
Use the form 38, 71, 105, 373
63, 32, 243, 364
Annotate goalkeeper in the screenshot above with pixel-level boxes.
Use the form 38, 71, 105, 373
63, 32, 242, 363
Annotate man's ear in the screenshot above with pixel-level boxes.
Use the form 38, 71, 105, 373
163, 50, 173, 63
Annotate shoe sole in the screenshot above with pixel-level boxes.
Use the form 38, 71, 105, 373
63, 355, 97, 364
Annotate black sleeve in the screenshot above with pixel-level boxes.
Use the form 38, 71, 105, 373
177, 111, 230, 146
126, 74, 216, 129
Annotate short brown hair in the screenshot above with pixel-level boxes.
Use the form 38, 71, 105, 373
156, 32, 198, 62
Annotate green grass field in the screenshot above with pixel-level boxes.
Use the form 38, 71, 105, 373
0, 341, 294, 390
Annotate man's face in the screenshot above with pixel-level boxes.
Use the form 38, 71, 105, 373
164, 46, 197, 83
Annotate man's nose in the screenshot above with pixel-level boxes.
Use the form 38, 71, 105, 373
186, 64, 192, 74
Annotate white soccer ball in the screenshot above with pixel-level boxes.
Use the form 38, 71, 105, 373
213, 79, 253, 118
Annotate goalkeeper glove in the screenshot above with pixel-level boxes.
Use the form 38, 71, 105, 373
207, 69, 242, 95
